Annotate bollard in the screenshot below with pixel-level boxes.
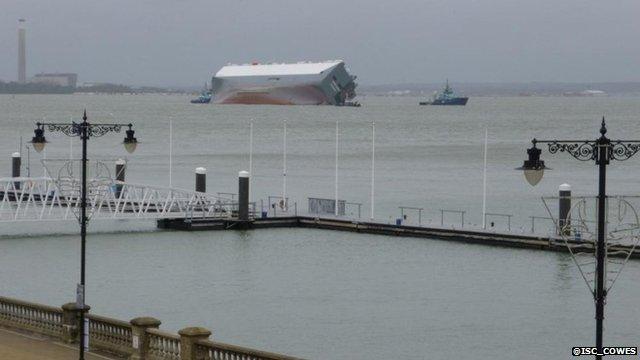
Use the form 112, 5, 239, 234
559, 183, 571, 235
238, 171, 249, 221
12, 152, 21, 190
179, 327, 212, 360
61, 302, 90, 344
115, 159, 126, 199
129, 317, 161, 360
195, 167, 206, 193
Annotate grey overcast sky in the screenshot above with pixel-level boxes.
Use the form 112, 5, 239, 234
1, 0, 639, 86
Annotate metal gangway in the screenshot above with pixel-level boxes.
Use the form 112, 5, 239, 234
0, 177, 237, 222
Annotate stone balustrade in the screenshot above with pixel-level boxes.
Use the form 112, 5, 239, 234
0, 295, 303, 360
0, 296, 63, 338
146, 328, 181, 360
194, 339, 304, 360
88, 313, 134, 357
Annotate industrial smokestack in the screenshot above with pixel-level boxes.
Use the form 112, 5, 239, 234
18, 19, 26, 84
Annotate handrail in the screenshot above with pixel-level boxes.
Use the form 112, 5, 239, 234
484, 212, 513, 231
87, 313, 131, 328
0, 296, 63, 314
440, 209, 465, 228
195, 338, 304, 360
146, 327, 181, 340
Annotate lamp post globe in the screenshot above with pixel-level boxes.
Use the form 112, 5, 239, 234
516, 143, 548, 186
523, 168, 545, 186
31, 127, 46, 153
124, 140, 137, 154
123, 125, 138, 154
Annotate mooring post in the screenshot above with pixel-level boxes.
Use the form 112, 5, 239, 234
129, 317, 161, 360
115, 159, 126, 199
238, 170, 249, 221
195, 167, 206, 193
559, 183, 571, 235
12, 152, 21, 190
179, 327, 212, 360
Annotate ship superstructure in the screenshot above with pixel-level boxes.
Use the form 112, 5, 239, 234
211, 60, 357, 105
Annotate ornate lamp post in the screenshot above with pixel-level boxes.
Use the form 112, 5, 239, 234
30, 110, 138, 360
518, 117, 640, 359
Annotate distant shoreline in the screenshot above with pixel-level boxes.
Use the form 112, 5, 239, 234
2, 81, 640, 97
0, 81, 188, 95
359, 81, 640, 97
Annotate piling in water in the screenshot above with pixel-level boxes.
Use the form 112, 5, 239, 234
559, 183, 571, 236
238, 171, 250, 221
115, 159, 126, 198
12, 152, 21, 190
195, 167, 206, 193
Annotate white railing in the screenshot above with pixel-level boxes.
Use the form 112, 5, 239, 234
0, 177, 236, 222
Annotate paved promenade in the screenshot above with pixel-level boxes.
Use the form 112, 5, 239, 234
0, 327, 112, 360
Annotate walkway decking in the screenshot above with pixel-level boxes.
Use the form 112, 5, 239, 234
0, 327, 115, 360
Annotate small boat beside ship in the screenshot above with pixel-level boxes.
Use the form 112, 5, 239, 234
419, 80, 468, 106
190, 90, 212, 104
337, 101, 361, 107
190, 84, 212, 104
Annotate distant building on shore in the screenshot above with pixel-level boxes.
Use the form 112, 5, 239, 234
31, 73, 78, 88
18, 19, 26, 83
5, 18, 80, 94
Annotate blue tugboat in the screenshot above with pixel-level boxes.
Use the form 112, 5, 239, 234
419, 80, 468, 105
191, 83, 212, 104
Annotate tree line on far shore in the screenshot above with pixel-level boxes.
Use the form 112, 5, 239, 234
0, 81, 174, 94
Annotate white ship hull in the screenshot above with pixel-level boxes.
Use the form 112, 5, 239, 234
211, 61, 357, 105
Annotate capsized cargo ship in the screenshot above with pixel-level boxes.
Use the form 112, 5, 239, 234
211, 60, 357, 105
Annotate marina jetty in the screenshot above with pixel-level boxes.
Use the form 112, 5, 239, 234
157, 168, 640, 259
157, 215, 640, 259
0, 296, 303, 360
2, 158, 639, 259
